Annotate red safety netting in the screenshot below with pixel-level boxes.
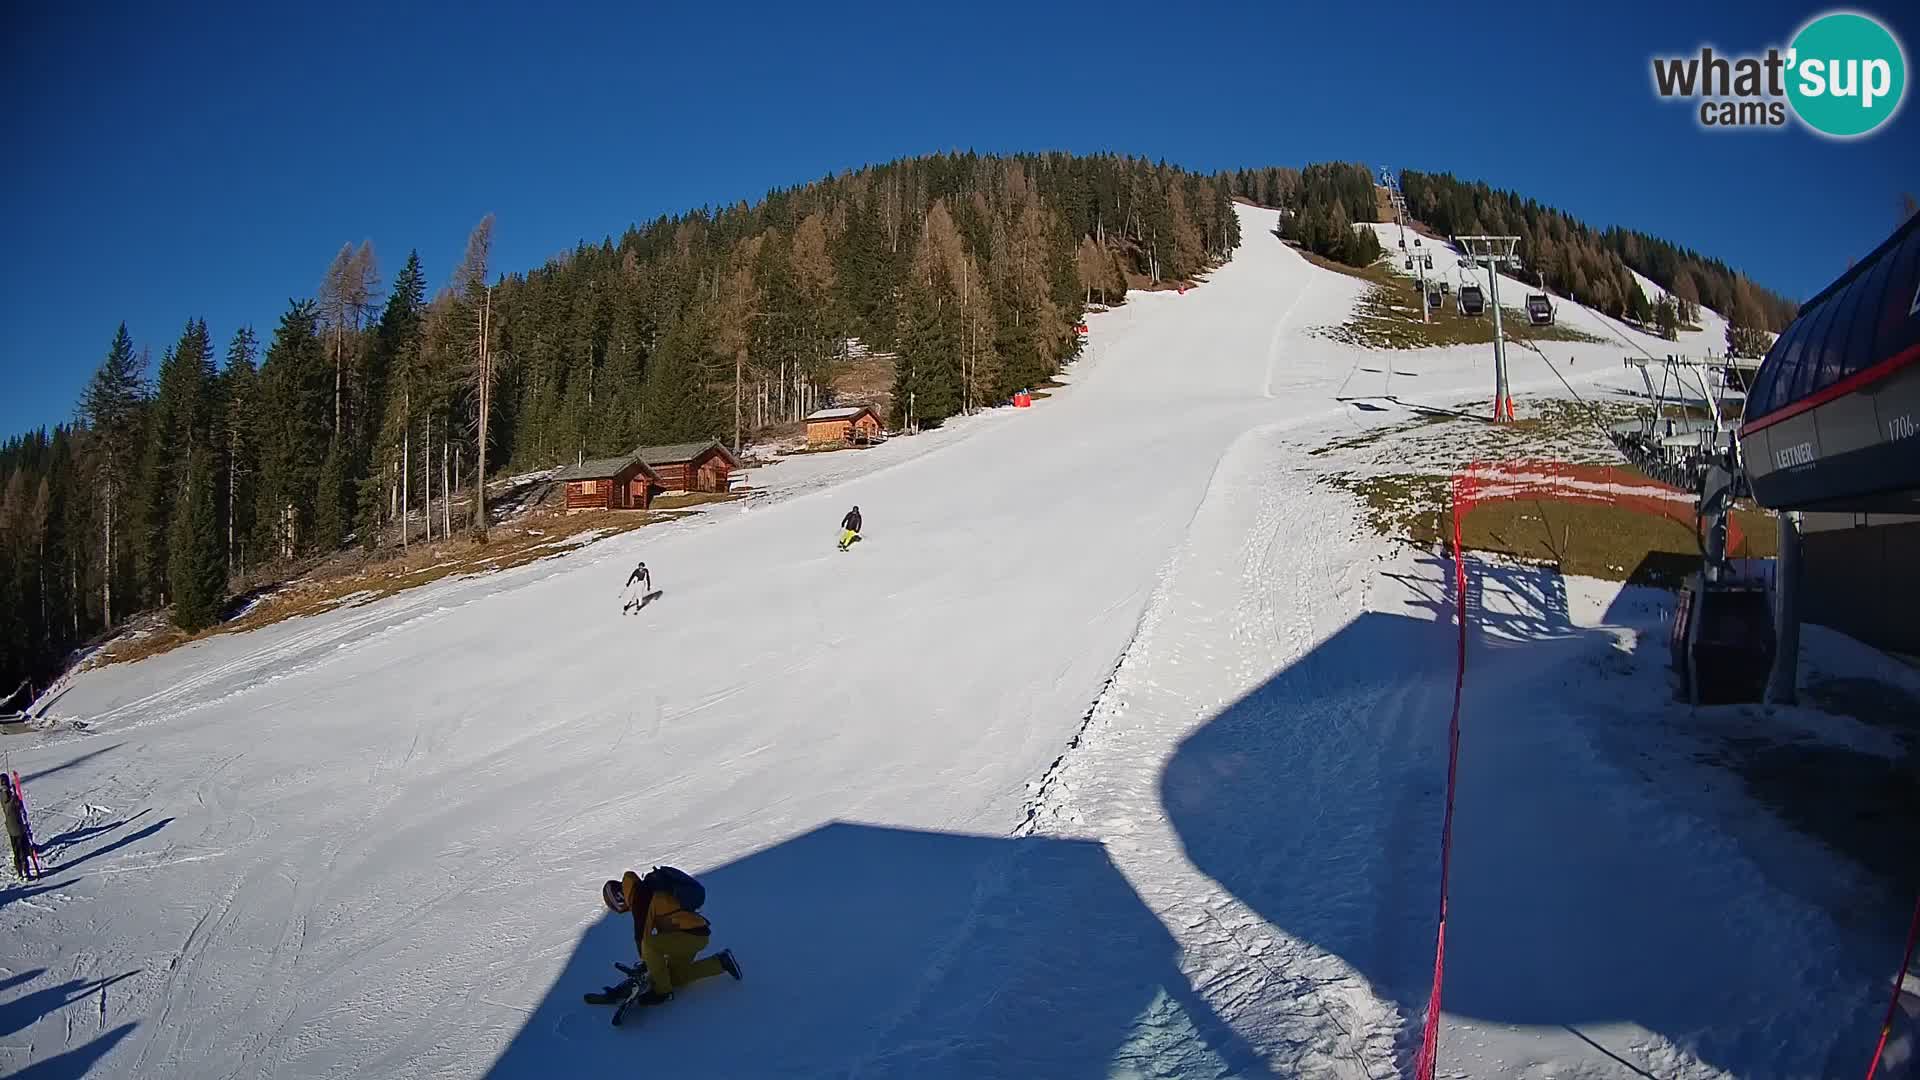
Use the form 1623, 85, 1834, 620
1414, 461, 1730, 1079
1412, 471, 1472, 1080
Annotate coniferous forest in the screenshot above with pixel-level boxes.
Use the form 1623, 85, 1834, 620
0, 152, 1807, 694
1396, 170, 1800, 341
0, 152, 1241, 691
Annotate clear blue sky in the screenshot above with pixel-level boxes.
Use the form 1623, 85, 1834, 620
3, 0, 1915, 438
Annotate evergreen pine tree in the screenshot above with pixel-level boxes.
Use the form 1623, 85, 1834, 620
254, 300, 328, 560
79, 324, 147, 624
313, 445, 347, 550
220, 328, 259, 572
167, 448, 224, 633
1654, 295, 1678, 340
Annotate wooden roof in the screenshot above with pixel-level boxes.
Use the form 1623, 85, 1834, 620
636, 440, 741, 468
805, 406, 878, 423
551, 453, 658, 483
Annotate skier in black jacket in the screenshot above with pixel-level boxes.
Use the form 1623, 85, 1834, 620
622, 561, 653, 614
838, 506, 862, 551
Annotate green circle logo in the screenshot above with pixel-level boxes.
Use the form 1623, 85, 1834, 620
1787, 12, 1906, 137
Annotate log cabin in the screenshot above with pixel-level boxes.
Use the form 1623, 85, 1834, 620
804, 406, 885, 448
552, 453, 659, 511
637, 440, 740, 494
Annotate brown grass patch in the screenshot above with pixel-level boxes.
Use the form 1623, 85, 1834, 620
650, 491, 745, 510
1333, 471, 1776, 587
829, 350, 897, 420
781, 442, 881, 457
93, 509, 681, 670
1293, 249, 1606, 350
1122, 272, 1195, 293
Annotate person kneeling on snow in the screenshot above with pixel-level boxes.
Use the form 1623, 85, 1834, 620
602, 867, 741, 1005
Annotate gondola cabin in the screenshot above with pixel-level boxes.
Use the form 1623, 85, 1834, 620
1526, 293, 1555, 326
1457, 284, 1486, 316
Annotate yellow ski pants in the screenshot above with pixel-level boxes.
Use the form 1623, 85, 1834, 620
641, 931, 727, 994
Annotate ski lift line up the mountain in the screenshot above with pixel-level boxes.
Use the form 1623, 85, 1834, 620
1381, 168, 1435, 324
1454, 234, 1523, 422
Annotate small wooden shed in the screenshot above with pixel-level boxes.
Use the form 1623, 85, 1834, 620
637, 440, 741, 494
552, 453, 659, 511
805, 406, 885, 448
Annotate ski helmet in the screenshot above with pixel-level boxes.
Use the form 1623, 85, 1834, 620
602, 879, 628, 913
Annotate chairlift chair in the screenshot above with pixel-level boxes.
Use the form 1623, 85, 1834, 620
1423, 254, 1433, 270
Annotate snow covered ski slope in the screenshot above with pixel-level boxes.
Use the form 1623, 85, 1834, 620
1, 205, 1897, 1078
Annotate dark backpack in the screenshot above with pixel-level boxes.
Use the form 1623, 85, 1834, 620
643, 865, 705, 912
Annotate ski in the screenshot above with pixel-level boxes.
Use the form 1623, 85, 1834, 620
608, 961, 656, 1026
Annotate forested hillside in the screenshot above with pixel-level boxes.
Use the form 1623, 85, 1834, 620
1398, 170, 1799, 339
0, 153, 1239, 689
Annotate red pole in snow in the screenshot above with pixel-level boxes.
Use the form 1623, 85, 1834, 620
1865, 889, 1920, 1078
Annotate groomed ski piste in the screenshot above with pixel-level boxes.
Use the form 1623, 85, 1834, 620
2, 204, 1911, 1079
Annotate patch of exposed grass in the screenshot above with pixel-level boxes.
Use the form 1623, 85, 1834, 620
651, 491, 745, 510
1307, 410, 1454, 457
1309, 258, 1608, 350
780, 442, 881, 457
94, 509, 680, 669
1329, 471, 1453, 546
1331, 470, 1776, 586
826, 349, 896, 425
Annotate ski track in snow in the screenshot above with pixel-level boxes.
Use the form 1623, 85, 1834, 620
0, 205, 1899, 1079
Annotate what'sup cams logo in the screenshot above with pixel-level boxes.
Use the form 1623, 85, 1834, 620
1651, 10, 1907, 137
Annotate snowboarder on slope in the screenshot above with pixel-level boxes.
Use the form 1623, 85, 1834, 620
595, 869, 741, 1005
838, 505, 862, 551
622, 561, 652, 614
1, 774, 34, 881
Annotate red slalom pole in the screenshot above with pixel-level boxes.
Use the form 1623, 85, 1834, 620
1866, 889, 1920, 1079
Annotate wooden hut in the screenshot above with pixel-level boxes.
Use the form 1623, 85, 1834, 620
805, 406, 885, 448
551, 453, 659, 511
637, 440, 741, 493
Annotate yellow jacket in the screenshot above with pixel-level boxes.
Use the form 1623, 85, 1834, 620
622, 870, 710, 943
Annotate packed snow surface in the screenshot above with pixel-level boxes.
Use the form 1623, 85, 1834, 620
1, 205, 1904, 1079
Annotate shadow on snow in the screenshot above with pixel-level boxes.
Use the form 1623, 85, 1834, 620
7, 1023, 139, 1080
485, 821, 1266, 1079
0, 970, 140, 1039
1161, 555, 1892, 1076
490, 554, 1899, 1077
